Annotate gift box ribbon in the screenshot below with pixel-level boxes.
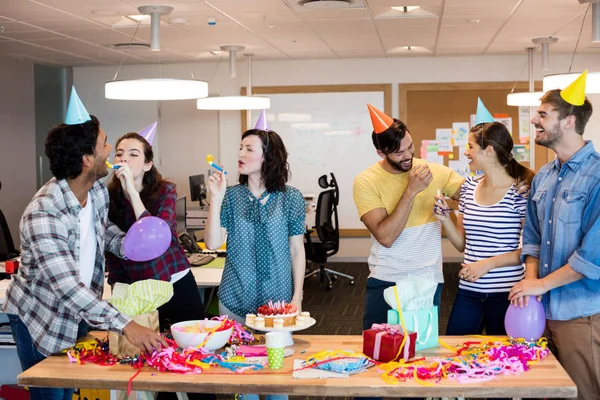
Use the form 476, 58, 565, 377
371, 323, 412, 362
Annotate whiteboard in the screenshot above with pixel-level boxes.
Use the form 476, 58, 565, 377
250, 91, 384, 229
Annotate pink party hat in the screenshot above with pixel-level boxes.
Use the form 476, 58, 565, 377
138, 121, 158, 145
254, 110, 269, 131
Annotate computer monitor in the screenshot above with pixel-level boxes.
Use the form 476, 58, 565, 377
189, 174, 206, 206
175, 195, 187, 236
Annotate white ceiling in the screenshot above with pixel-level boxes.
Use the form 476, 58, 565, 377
0, 0, 598, 67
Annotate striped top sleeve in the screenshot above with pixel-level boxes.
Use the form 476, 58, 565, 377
458, 177, 527, 293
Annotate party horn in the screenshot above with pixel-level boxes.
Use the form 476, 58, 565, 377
206, 155, 227, 174
106, 161, 120, 169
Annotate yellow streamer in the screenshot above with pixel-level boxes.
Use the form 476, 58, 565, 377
392, 286, 409, 361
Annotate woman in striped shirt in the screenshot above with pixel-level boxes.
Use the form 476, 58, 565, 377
434, 122, 534, 335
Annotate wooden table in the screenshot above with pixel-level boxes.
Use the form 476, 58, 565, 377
18, 335, 576, 399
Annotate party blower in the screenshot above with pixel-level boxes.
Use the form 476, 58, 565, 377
106, 161, 120, 169
206, 154, 227, 174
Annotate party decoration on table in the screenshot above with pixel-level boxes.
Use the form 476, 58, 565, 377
206, 154, 227, 174
254, 109, 269, 131
302, 350, 375, 375
109, 280, 173, 315
66, 334, 264, 375
560, 69, 587, 106
504, 299, 546, 341
108, 280, 173, 357
384, 275, 439, 350
65, 86, 91, 125
363, 323, 416, 363
66, 337, 122, 366
106, 161, 120, 169
367, 104, 394, 134
171, 319, 234, 351
379, 337, 549, 385
123, 216, 171, 261
475, 97, 495, 125
138, 121, 158, 145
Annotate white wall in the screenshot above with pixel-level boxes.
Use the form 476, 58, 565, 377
74, 54, 600, 260
0, 57, 37, 247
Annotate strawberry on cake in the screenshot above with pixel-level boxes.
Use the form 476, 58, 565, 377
256, 300, 298, 327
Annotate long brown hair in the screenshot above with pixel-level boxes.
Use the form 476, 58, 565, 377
238, 129, 290, 193
107, 132, 170, 218
471, 122, 535, 185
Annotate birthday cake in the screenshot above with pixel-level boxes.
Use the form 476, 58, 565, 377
252, 300, 299, 328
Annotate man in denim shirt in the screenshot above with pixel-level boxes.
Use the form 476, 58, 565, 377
509, 88, 600, 400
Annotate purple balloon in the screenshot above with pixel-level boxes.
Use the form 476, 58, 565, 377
123, 216, 171, 262
504, 299, 546, 341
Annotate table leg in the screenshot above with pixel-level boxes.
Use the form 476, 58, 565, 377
175, 392, 189, 400
140, 391, 155, 400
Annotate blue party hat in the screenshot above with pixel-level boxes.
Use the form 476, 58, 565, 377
475, 97, 495, 125
254, 110, 269, 131
65, 87, 91, 125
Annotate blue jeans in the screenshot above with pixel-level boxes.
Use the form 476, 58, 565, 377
446, 288, 510, 336
363, 277, 443, 331
8, 314, 88, 400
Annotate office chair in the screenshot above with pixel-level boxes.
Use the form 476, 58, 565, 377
304, 173, 354, 290
0, 208, 19, 262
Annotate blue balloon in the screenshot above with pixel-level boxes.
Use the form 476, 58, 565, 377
123, 216, 171, 262
504, 299, 546, 341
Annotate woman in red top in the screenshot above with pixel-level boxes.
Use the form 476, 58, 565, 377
106, 132, 205, 331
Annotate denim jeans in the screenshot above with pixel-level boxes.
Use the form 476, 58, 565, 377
363, 278, 443, 331
8, 314, 88, 400
446, 288, 510, 336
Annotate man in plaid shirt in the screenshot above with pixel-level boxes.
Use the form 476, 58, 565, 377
2, 110, 166, 400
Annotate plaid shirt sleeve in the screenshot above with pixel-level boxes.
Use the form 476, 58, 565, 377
153, 183, 178, 231
105, 221, 125, 257
105, 220, 128, 288
24, 208, 131, 334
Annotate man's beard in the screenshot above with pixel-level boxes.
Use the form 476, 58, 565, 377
89, 157, 109, 182
534, 121, 563, 149
386, 155, 413, 172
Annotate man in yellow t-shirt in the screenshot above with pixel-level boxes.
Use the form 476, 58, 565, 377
354, 108, 463, 330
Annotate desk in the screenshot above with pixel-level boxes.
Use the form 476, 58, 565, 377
18, 335, 576, 399
190, 267, 222, 288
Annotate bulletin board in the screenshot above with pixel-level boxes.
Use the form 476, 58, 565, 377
240, 84, 393, 237
399, 82, 551, 172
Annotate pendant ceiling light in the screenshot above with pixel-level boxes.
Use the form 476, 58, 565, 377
196, 46, 270, 110
105, 5, 208, 101
542, 3, 600, 94
507, 47, 543, 107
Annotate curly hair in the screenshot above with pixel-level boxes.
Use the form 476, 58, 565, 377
238, 129, 290, 193
471, 122, 535, 185
371, 119, 410, 154
45, 115, 100, 180
107, 132, 171, 220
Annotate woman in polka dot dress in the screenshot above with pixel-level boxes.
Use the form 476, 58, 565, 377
205, 128, 306, 324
